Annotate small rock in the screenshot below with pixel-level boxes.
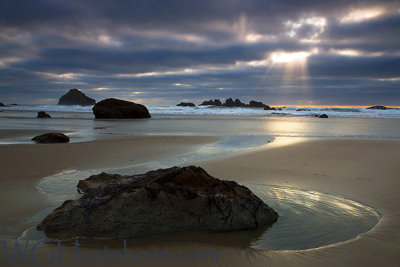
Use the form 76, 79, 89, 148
37, 111, 51, 118
31, 133, 70, 143
319, 114, 329, 118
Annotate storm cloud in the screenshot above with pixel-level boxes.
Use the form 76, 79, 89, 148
0, 0, 399, 105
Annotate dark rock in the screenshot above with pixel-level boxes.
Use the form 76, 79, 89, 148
176, 102, 195, 107
37, 111, 51, 118
37, 166, 279, 239
0, 103, 4, 107
248, 100, 268, 108
223, 98, 235, 107
235, 98, 246, 107
92, 98, 151, 119
319, 114, 329, 118
264, 106, 274, 110
222, 98, 246, 107
11, 103, 17, 106
31, 133, 70, 143
367, 105, 388, 110
58, 89, 96, 106
201, 98, 273, 109
200, 99, 222, 106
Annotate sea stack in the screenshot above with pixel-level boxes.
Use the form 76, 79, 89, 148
37, 166, 278, 239
367, 105, 388, 110
92, 98, 151, 119
177, 102, 196, 107
58, 89, 96, 106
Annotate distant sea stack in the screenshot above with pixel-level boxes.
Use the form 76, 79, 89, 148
201, 99, 222, 106
200, 98, 270, 108
367, 105, 388, 110
58, 89, 96, 106
92, 98, 151, 119
177, 102, 195, 107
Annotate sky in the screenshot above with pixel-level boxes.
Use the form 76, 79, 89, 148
0, 0, 400, 106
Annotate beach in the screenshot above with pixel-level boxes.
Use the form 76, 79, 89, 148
2, 0, 400, 265
0, 113, 400, 266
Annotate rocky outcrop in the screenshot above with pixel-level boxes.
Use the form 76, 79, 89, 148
31, 133, 70, 143
201, 98, 271, 108
264, 106, 275, 110
367, 105, 388, 110
177, 102, 195, 107
319, 114, 329, 118
200, 99, 222, 106
37, 111, 51, 118
37, 166, 278, 239
248, 100, 269, 108
0, 103, 4, 107
92, 98, 151, 119
58, 89, 96, 106
224, 98, 246, 107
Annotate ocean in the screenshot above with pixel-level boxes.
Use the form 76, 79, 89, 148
2, 104, 400, 118
1, 105, 400, 145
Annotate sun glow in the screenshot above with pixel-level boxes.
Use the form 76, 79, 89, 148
270, 51, 311, 64
267, 49, 319, 102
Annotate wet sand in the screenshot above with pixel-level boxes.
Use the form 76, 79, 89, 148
0, 133, 222, 238
201, 138, 400, 266
1, 136, 400, 266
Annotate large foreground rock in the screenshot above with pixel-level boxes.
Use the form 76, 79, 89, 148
58, 89, 96, 106
37, 166, 278, 239
92, 98, 151, 119
31, 133, 70, 143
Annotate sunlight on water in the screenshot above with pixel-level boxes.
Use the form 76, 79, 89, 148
247, 185, 380, 250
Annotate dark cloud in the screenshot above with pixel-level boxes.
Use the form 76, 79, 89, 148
0, 0, 399, 105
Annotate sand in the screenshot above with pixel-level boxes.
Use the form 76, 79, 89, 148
201, 138, 400, 266
0, 133, 222, 238
1, 136, 400, 266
